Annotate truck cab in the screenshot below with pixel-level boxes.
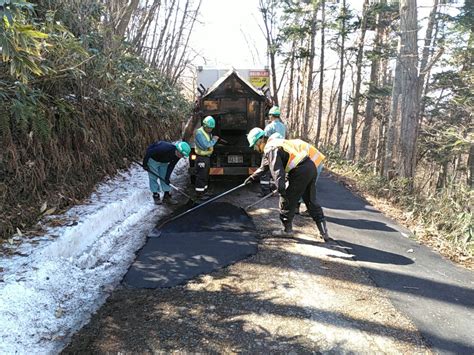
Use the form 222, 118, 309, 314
183, 69, 272, 179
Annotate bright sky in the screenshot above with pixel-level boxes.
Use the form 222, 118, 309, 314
191, 0, 267, 68
190, 0, 444, 71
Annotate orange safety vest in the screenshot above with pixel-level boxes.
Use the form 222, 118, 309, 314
194, 127, 214, 156
264, 138, 325, 172
264, 139, 309, 173
291, 139, 325, 168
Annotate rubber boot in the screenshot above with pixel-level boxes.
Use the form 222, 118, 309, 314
272, 222, 293, 236
153, 192, 162, 205
316, 219, 330, 241
195, 190, 210, 202
163, 191, 178, 205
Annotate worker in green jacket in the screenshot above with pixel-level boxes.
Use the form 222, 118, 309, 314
193, 116, 219, 198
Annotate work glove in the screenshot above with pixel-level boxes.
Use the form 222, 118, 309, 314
244, 176, 255, 185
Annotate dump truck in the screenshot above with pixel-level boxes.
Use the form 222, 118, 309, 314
182, 68, 272, 181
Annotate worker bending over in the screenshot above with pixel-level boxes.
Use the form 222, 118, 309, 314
245, 128, 329, 240
143, 141, 191, 205
194, 116, 219, 198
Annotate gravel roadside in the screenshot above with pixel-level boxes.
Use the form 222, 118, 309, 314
64, 183, 429, 353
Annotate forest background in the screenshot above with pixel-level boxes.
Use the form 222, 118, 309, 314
0, 0, 472, 263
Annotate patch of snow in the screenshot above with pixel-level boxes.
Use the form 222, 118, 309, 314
0, 160, 189, 354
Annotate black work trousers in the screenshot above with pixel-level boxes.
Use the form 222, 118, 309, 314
260, 170, 272, 194
195, 155, 210, 193
280, 158, 325, 226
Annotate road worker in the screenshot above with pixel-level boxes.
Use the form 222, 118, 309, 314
259, 106, 287, 196
143, 141, 191, 205
194, 116, 219, 198
244, 128, 329, 240
264, 106, 286, 139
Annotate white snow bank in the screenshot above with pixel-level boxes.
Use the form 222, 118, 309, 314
0, 160, 189, 354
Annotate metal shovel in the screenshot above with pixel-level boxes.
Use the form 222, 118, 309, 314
244, 190, 278, 211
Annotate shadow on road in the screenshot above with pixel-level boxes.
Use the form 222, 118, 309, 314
264, 233, 413, 266
328, 240, 414, 265
326, 216, 398, 233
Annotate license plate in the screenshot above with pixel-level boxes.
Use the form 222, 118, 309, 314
227, 155, 243, 164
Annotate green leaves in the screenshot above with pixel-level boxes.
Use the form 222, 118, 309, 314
1, 1, 49, 82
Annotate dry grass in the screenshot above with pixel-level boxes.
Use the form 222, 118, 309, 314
1, 99, 183, 243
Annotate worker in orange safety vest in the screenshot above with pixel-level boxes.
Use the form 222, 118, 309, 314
244, 128, 329, 240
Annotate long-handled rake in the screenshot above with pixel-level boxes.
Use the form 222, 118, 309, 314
153, 182, 247, 236
244, 190, 278, 211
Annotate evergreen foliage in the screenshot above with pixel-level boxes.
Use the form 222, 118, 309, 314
0, 0, 191, 240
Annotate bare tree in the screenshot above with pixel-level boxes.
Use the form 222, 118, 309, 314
384, 48, 401, 178
348, 0, 369, 161
398, 0, 420, 180
335, 0, 347, 149
285, 40, 297, 134
302, 4, 319, 139
315, 0, 325, 147
359, 3, 384, 161
418, 0, 441, 121
259, 0, 280, 105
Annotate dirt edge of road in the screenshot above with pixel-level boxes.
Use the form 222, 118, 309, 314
64, 184, 430, 354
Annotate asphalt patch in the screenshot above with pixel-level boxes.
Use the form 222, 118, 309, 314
123, 202, 258, 288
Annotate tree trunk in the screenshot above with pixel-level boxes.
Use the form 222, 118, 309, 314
286, 40, 296, 135
116, 0, 141, 39
302, 5, 318, 139
359, 6, 383, 161
152, 0, 177, 67
165, 0, 190, 77
398, 0, 420, 181
295, 52, 303, 136
172, 0, 202, 84
259, 0, 280, 105
468, 142, 474, 188
324, 66, 339, 146
335, 0, 346, 150
315, 0, 325, 147
384, 53, 402, 179
418, 0, 440, 123
348, 0, 369, 161
375, 114, 386, 174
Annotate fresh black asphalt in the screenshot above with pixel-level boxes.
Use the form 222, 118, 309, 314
318, 174, 474, 354
123, 202, 258, 288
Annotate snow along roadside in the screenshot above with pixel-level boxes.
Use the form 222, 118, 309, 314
0, 160, 189, 354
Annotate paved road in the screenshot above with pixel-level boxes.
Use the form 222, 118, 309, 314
123, 202, 258, 288
317, 175, 474, 354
